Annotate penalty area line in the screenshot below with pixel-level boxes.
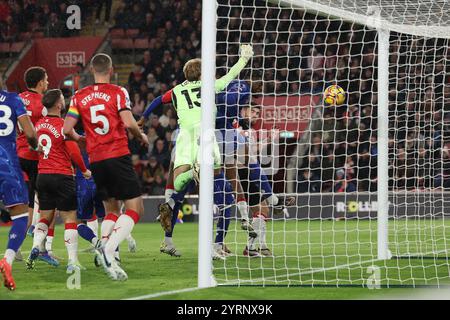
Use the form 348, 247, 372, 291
123, 286, 204, 300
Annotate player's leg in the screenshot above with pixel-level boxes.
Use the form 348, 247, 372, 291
244, 200, 271, 257
221, 129, 252, 232
0, 204, 29, 290
101, 198, 121, 245
37, 212, 60, 266
0, 151, 30, 289
60, 210, 84, 272
76, 179, 100, 247
26, 208, 55, 269
213, 173, 234, 259
95, 155, 143, 281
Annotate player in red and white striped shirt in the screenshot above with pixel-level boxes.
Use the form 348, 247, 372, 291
26, 89, 91, 272
64, 53, 148, 281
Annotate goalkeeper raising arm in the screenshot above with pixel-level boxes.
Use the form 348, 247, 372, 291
157, 44, 253, 233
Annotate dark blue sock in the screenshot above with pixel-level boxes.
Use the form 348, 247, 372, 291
7, 215, 28, 252
165, 201, 181, 237
170, 180, 193, 203
249, 162, 273, 197
215, 208, 231, 244
213, 171, 227, 207
77, 223, 96, 243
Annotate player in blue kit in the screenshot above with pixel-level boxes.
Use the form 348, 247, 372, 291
0, 80, 38, 290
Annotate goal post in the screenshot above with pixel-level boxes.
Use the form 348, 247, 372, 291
199, 0, 450, 287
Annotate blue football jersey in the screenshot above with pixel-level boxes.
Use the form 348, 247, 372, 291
0, 90, 27, 152
0, 90, 29, 207
216, 80, 251, 130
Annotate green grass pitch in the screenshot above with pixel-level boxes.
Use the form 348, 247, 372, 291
0, 220, 449, 300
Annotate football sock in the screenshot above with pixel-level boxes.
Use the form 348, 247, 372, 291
114, 246, 120, 261
215, 207, 231, 244
45, 228, 54, 253
77, 223, 98, 245
5, 212, 28, 265
104, 210, 139, 261
101, 213, 118, 246
64, 223, 78, 264
33, 218, 49, 249
236, 199, 249, 221
164, 236, 174, 246
165, 185, 174, 202
251, 215, 266, 250
249, 163, 274, 198
31, 195, 40, 226
87, 213, 98, 236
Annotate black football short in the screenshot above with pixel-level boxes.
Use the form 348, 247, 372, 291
90, 155, 142, 201
19, 158, 38, 208
36, 174, 77, 211
238, 168, 270, 207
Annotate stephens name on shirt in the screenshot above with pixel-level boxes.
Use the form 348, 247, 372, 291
80, 92, 111, 106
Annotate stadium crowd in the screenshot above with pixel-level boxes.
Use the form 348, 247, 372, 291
2, 0, 450, 195
0, 0, 99, 41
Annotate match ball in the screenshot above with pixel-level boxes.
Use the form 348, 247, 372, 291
323, 84, 346, 105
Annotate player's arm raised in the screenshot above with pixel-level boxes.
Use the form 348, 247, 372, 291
137, 89, 173, 128
215, 44, 253, 92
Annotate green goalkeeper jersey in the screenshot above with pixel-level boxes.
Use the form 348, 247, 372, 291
171, 57, 249, 129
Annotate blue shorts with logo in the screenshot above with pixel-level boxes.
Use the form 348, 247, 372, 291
76, 176, 105, 220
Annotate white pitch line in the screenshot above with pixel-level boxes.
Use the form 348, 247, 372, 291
123, 258, 378, 299
218, 258, 379, 286
123, 286, 204, 300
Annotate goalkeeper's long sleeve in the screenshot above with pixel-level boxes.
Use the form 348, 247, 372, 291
215, 57, 250, 93
142, 89, 173, 119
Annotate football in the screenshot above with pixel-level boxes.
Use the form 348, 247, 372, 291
323, 84, 346, 105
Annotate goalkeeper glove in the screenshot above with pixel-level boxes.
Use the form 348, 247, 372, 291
240, 44, 254, 61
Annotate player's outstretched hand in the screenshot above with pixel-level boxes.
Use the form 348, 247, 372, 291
140, 132, 149, 147
137, 117, 145, 130
82, 169, 92, 180
240, 44, 254, 61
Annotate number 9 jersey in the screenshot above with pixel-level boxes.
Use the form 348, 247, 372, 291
67, 83, 132, 164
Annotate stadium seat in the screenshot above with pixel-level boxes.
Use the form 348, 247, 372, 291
0, 43, 10, 55
111, 38, 134, 50
125, 29, 140, 38
134, 38, 149, 50
19, 32, 32, 41
109, 28, 126, 39
32, 31, 45, 39
10, 42, 25, 54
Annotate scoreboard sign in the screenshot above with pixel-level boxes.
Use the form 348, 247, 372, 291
56, 51, 85, 68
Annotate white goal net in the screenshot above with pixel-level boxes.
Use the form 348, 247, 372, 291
209, 0, 450, 287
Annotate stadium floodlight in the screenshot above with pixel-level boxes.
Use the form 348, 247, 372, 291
200, 0, 450, 287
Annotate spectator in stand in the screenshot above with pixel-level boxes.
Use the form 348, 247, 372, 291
142, 156, 166, 195
46, 12, 66, 38
128, 63, 145, 94
132, 92, 145, 117
95, 0, 113, 26
151, 138, 170, 170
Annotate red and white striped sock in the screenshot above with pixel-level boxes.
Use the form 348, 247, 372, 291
87, 213, 98, 236
105, 210, 140, 261
100, 213, 118, 246
33, 218, 49, 249
64, 223, 78, 264
45, 228, 54, 253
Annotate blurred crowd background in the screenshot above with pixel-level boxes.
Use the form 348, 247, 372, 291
1, 0, 450, 195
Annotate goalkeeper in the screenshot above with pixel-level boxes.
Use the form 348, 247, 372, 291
157, 44, 254, 234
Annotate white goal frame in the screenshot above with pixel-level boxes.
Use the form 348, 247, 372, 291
199, 0, 450, 288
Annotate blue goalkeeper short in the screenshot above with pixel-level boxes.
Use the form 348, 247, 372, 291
76, 177, 105, 220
